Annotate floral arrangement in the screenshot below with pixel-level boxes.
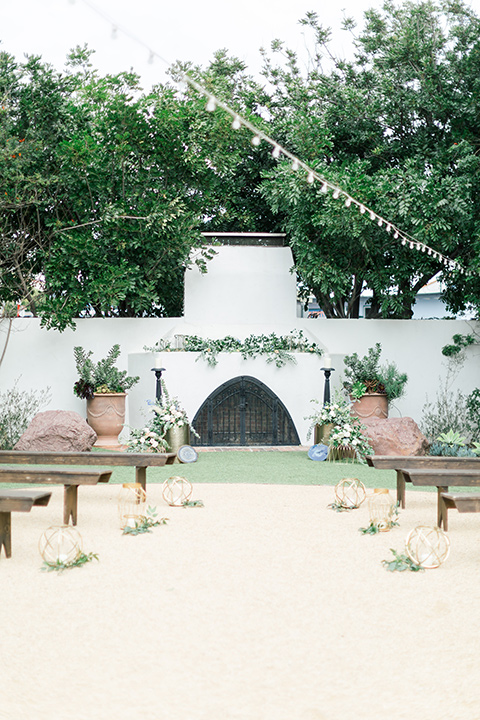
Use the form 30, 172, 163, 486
144, 329, 323, 368
127, 381, 198, 452
305, 395, 373, 462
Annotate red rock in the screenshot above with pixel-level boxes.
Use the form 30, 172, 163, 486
14, 410, 97, 452
361, 417, 428, 456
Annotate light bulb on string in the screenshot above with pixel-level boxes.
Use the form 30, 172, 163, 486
359, 205, 366, 214
377, 218, 383, 227
251, 135, 261, 147
428, 248, 432, 255
401, 239, 407, 246
292, 159, 299, 170
386, 224, 391, 233
206, 97, 216, 112
409, 242, 414, 249
272, 145, 281, 159
307, 171, 315, 184
321, 182, 328, 194
232, 116, 241, 130
394, 231, 399, 239
345, 197, 352, 207
369, 211, 375, 220
332, 189, 341, 200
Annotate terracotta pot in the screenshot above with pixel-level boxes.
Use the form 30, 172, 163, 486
350, 393, 388, 420
314, 423, 334, 445
86, 393, 126, 447
165, 425, 190, 463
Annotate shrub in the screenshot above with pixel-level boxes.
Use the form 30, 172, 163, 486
343, 343, 408, 402
0, 379, 51, 449
73, 344, 139, 398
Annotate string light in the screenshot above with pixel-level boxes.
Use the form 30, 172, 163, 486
206, 97, 216, 112
272, 145, 281, 159
67, 1, 467, 278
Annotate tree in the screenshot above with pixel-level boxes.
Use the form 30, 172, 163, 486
257, 0, 480, 317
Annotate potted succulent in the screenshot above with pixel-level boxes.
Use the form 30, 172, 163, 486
342, 343, 408, 419
73, 344, 139, 447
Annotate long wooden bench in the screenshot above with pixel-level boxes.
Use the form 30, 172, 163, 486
439, 492, 480, 531
400, 468, 480, 528
0, 467, 112, 526
0, 489, 52, 558
0, 450, 176, 492
366, 455, 480, 508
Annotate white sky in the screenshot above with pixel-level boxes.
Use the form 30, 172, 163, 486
0, 0, 404, 88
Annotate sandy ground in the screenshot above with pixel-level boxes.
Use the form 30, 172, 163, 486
1, 482, 480, 720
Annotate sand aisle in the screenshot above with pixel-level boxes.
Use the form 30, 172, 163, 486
1, 483, 480, 720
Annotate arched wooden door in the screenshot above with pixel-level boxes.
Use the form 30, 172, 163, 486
191, 376, 300, 446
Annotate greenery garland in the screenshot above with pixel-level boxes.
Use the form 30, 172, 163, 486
145, 329, 323, 368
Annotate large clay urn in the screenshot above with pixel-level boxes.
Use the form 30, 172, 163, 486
86, 393, 126, 447
351, 393, 388, 420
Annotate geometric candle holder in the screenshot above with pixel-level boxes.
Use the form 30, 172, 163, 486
39, 525, 83, 564
118, 483, 147, 529
368, 488, 396, 531
334, 478, 367, 509
405, 525, 451, 569
162, 476, 193, 507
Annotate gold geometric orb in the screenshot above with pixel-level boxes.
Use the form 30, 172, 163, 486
405, 525, 450, 569
118, 483, 147, 528
162, 476, 193, 507
39, 525, 83, 564
334, 478, 366, 509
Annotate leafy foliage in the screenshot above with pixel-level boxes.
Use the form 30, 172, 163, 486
122, 507, 168, 535
305, 396, 373, 462
41, 552, 99, 573
73, 344, 139, 397
382, 549, 424, 573
0, 380, 51, 449
343, 343, 408, 401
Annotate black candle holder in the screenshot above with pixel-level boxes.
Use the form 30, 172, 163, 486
151, 367, 166, 403
321, 366, 335, 406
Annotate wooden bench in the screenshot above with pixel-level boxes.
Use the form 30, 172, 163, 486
0, 489, 52, 558
439, 492, 480, 531
0, 467, 112, 526
399, 467, 480, 527
366, 456, 480, 509
0, 450, 176, 492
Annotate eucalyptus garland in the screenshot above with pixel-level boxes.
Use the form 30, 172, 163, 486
145, 330, 323, 368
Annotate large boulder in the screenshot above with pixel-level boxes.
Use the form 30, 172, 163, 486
362, 417, 428, 456
15, 410, 97, 452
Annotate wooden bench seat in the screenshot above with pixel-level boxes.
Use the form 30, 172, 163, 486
0, 450, 176, 491
439, 492, 480, 531
366, 456, 480, 508
0, 467, 112, 526
0, 489, 52, 558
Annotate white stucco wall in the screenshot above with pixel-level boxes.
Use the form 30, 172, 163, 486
1, 316, 478, 444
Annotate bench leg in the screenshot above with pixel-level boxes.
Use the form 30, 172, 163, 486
396, 470, 406, 509
135, 466, 147, 493
438, 486, 448, 530
64, 485, 79, 525
0, 511, 12, 558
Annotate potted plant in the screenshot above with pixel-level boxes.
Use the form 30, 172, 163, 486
144, 381, 199, 461
342, 343, 408, 419
73, 344, 139, 447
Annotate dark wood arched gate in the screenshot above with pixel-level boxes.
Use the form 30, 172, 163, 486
191, 376, 300, 446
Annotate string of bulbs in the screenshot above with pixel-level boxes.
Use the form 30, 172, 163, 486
69, 0, 468, 276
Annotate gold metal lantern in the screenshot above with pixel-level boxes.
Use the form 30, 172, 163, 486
39, 525, 83, 564
118, 483, 147, 529
334, 478, 366, 509
368, 488, 396, 531
162, 476, 193, 507
405, 526, 450, 569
